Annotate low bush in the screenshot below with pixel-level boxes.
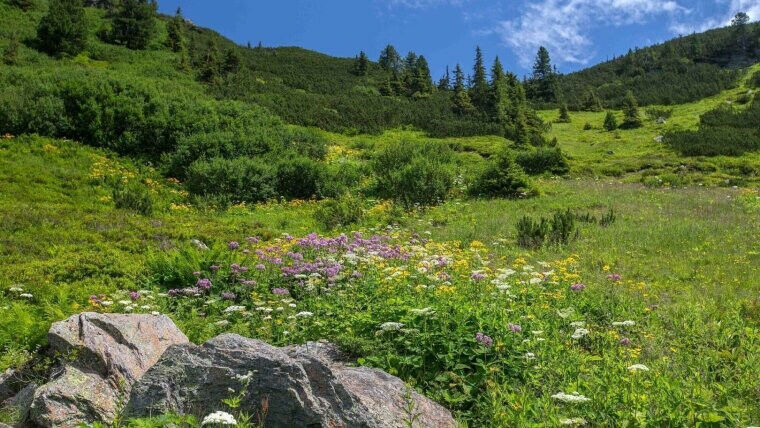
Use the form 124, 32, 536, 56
314, 194, 365, 230
185, 157, 277, 205
275, 156, 325, 200
470, 152, 535, 198
645, 106, 674, 120
515, 147, 569, 175
516, 209, 577, 249
112, 181, 153, 215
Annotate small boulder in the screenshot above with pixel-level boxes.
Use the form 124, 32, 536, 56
30, 313, 188, 428
126, 334, 455, 427
0, 369, 16, 402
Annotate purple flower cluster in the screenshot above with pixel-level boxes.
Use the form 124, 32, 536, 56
508, 323, 522, 333
129, 291, 141, 301
475, 332, 493, 347
619, 337, 632, 346
168, 287, 201, 297
570, 283, 586, 292
196, 278, 212, 290
607, 273, 622, 282
471, 272, 486, 281
272, 288, 290, 296
228, 241, 240, 250
221, 292, 237, 301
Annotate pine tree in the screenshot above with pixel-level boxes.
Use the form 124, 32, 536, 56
532, 46, 552, 81
3, 34, 20, 65
199, 41, 221, 84
452, 64, 474, 115
603, 111, 618, 131
379, 78, 394, 96
583, 89, 603, 112
111, 0, 157, 50
36, 0, 87, 56
621, 90, 642, 128
410, 55, 433, 95
528, 46, 557, 103
166, 7, 186, 53
513, 108, 530, 146
491, 56, 505, 83
557, 102, 571, 123
470, 46, 489, 109
354, 51, 369, 76
223, 48, 241, 74
378, 44, 401, 72
390, 71, 405, 96
437, 66, 451, 91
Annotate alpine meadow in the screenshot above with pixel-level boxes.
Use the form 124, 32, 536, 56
1, 0, 760, 427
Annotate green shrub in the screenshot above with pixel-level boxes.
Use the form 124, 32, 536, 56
319, 161, 365, 198
663, 128, 760, 156
470, 152, 535, 198
583, 122, 593, 130
36, 0, 87, 56
112, 181, 153, 215
515, 147, 569, 175
749, 70, 760, 88
603, 111, 618, 131
516, 216, 548, 249
645, 106, 674, 120
372, 141, 454, 209
275, 156, 325, 200
108, 0, 157, 50
548, 209, 576, 245
314, 194, 365, 230
516, 209, 577, 249
185, 157, 276, 204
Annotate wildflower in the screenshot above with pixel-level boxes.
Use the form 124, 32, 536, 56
129, 291, 141, 301
118, 300, 132, 306
475, 332, 493, 347
221, 292, 237, 301
524, 352, 536, 360
471, 271, 486, 281
9, 287, 23, 292
560, 417, 587, 426
295, 311, 314, 318
627, 364, 650, 372
379, 322, 404, 331
288, 303, 297, 308
20, 293, 33, 299
612, 320, 636, 327
569, 321, 585, 327
193, 271, 201, 277
151, 311, 160, 316
228, 241, 240, 250
210, 265, 221, 271
508, 323, 522, 333
410, 307, 435, 316
255, 264, 266, 271
215, 320, 230, 327
196, 278, 212, 290
570, 283, 586, 292
551, 392, 590, 404
224, 305, 246, 313
529, 277, 542, 285
201, 411, 237, 426
571, 328, 589, 339
619, 337, 632, 346
272, 288, 290, 296
607, 273, 622, 282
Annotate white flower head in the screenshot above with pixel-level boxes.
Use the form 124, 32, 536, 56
552, 392, 590, 404
379, 322, 404, 331
612, 320, 636, 327
224, 305, 246, 313
627, 364, 650, 372
295, 311, 314, 318
20, 293, 33, 299
571, 328, 590, 339
569, 321, 585, 327
560, 417, 587, 426
201, 411, 237, 426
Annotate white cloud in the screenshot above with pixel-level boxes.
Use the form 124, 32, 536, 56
495, 0, 687, 67
671, 0, 760, 34
384, 0, 467, 8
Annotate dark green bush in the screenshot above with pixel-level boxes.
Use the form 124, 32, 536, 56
749, 70, 760, 88
275, 156, 325, 200
372, 141, 454, 209
36, 0, 87, 56
516, 216, 548, 249
663, 128, 760, 156
112, 181, 153, 215
515, 147, 569, 175
185, 157, 277, 204
516, 209, 577, 249
314, 194, 364, 230
470, 152, 535, 198
319, 161, 366, 198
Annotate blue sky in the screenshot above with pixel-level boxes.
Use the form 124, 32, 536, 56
156, 0, 760, 78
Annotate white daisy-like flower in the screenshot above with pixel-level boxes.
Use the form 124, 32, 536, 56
627, 364, 650, 372
20, 293, 33, 299
551, 392, 590, 404
379, 322, 404, 331
224, 305, 246, 313
295, 311, 314, 318
201, 411, 237, 426
571, 328, 590, 339
570, 321, 585, 327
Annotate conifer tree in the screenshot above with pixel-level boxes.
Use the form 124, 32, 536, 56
528, 46, 557, 103
36, 0, 87, 56
166, 7, 186, 53
354, 51, 369, 76
390, 71, 405, 96
604, 111, 618, 131
621, 90, 642, 128
513, 108, 530, 146
557, 102, 571, 123
223, 48, 241, 74
410, 55, 433, 95
437, 66, 451, 91
452, 64, 474, 115
491, 56, 505, 84
379, 78, 394, 96
199, 41, 221, 84
583, 89, 603, 112
470, 46, 489, 109
378, 44, 402, 72
111, 0, 157, 50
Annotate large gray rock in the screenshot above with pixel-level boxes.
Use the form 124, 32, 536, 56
30, 313, 188, 428
0, 369, 16, 402
126, 334, 455, 427
2, 382, 37, 424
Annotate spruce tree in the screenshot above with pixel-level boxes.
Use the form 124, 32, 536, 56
379, 78, 394, 96
378, 44, 401, 72
603, 111, 618, 131
491, 56, 504, 83
3, 34, 20, 65
529, 46, 556, 103
166, 7, 186, 53
390, 71, 405, 96
584, 89, 603, 112
557, 102, 571, 123
513, 108, 530, 146
354, 51, 369, 76
111, 0, 157, 50
532, 46, 552, 81
621, 90, 642, 128
199, 41, 221, 84
36, 0, 87, 56
410, 55, 433, 95
437, 66, 451, 91
452, 64, 474, 115
223, 48, 241, 74
470, 46, 489, 109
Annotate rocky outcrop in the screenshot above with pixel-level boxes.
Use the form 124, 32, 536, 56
126, 334, 456, 427
9, 314, 455, 427
28, 313, 189, 427
0, 369, 16, 403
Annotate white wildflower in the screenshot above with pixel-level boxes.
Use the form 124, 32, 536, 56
551, 392, 590, 404
529, 278, 542, 285
295, 311, 314, 318
9, 287, 23, 293
201, 411, 237, 426
569, 321, 585, 327
118, 300, 132, 306
151, 311, 160, 316
379, 322, 404, 331
410, 307, 435, 316
224, 305, 246, 313
101, 301, 113, 306
20, 293, 33, 299
560, 417, 587, 425
571, 328, 589, 339
215, 320, 230, 326
612, 320, 636, 327
288, 303, 297, 308
524, 352, 536, 360
627, 364, 650, 372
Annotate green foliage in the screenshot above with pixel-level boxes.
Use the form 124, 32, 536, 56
516, 209, 577, 249
603, 111, 618, 131
112, 181, 153, 215
36, 0, 87, 56
372, 141, 455, 209
314, 194, 365, 230
353, 51, 369, 76
274, 156, 325, 200
515, 146, 569, 175
620, 90, 642, 129
109, 0, 156, 50
185, 157, 276, 205
583, 122, 593, 130
749, 70, 760, 88
557, 102, 571, 123
165, 8, 186, 53
645, 106, 674, 120
470, 151, 535, 198
2, 34, 20, 65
